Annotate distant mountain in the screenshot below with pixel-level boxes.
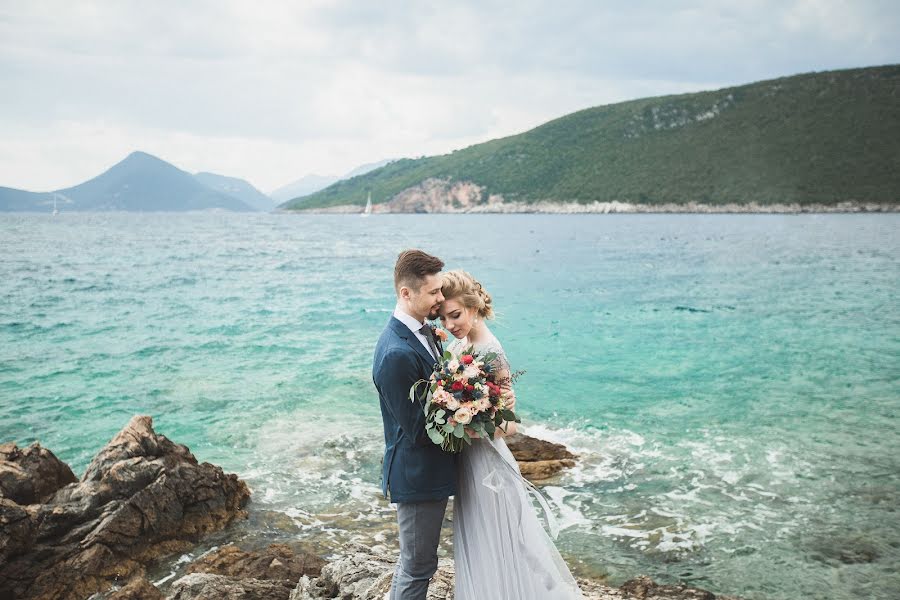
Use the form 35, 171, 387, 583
270, 159, 394, 204
341, 159, 394, 180
0, 187, 50, 212
194, 172, 273, 211
269, 174, 340, 203
0, 151, 256, 212
284, 65, 900, 211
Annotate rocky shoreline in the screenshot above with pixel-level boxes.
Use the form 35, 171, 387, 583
1, 417, 742, 600
281, 177, 897, 215
287, 200, 897, 214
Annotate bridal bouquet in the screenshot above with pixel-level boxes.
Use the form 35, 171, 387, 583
410, 345, 521, 453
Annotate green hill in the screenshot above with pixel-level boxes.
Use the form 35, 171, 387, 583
283, 65, 900, 211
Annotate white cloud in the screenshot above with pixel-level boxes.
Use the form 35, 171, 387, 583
0, 0, 897, 191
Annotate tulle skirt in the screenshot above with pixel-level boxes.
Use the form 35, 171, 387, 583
453, 437, 583, 599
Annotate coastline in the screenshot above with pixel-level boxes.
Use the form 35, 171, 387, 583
283, 200, 899, 214
0, 417, 743, 600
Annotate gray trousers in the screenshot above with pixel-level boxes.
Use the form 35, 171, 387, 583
390, 498, 449, 600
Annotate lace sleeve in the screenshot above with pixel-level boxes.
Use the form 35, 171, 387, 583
480, 339, 512, 386
451, 336, 511, 381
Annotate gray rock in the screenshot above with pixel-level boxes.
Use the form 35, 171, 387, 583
168, 572, 293, 600
290, 543, 453, 600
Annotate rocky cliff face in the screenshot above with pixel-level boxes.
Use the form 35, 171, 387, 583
0, 415, 250, 600
379, 178, 493, 213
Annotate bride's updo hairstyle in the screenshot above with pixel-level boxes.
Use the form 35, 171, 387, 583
440, 270, 494, 319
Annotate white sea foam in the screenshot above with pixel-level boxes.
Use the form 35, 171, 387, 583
239, 415, 815, 560
542, 486, 591, 532
513, 423, 821, 558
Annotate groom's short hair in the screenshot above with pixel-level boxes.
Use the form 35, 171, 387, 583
394, 249, 444, 294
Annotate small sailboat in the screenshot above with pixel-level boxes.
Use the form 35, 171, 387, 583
52, 193, 59, 216
362, 191, 372, 216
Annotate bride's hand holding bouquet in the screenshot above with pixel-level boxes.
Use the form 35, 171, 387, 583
410, 345, 521, 453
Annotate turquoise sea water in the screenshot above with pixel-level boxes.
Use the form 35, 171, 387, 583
1, 212, 898, 599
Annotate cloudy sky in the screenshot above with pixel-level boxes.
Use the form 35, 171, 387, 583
1, 0, 898, 193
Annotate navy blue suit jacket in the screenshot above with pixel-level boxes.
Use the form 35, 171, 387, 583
373, 316, 457, 503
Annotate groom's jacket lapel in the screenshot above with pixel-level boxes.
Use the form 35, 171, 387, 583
388, 317, 437, 370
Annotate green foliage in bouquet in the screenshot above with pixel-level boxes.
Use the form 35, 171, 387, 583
411, 347, 521, 453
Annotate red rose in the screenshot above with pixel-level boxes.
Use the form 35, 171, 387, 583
461, 355, 474, 365
465, 384, 474, 391
451, 381, 464, 391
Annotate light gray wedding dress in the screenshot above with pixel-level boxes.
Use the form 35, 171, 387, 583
449, 332, 583, 600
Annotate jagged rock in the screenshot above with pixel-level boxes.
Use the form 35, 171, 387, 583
107, 576, 165, 600
290, 543, 453, 600
168, 572, 293, 600
0, 442, 77, 505
0, 415, 251, 600
187, 543, 325, 581
506, 433, 577, 483
0, 498, 34, 566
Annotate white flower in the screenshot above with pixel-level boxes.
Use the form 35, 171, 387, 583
462, 365, 480, 380
447, 359, 460, 372
454, 406, 473, 425
446, 396, 460, 410
433, 389, 452, 406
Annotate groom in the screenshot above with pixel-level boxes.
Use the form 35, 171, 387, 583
373, 249, 457, 600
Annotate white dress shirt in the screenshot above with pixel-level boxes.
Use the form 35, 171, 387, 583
393, 306, 437, 360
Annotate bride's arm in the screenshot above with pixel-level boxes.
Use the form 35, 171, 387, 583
493, 363, 518, 437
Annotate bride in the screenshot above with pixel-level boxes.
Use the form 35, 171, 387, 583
438, 270, 583, 600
